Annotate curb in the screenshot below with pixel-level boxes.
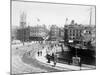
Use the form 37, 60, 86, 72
35, 51, 72, 71
35, 52, 95, 70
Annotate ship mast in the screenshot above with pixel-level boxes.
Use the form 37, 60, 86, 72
65, 18, 68, 25
89, 7, 92, 25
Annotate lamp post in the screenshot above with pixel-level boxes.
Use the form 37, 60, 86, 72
75, 44, 81, 70
75, 45, 78, 57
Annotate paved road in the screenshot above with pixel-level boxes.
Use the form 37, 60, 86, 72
12, 44, 41, 74
12, 43, 61, 74
21, 47, 61, 73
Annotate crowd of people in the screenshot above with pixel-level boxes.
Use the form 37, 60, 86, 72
37, 41, 59, 67
36, 41, 82, 68
45, 44, 59, 67
36, 41, 67, 67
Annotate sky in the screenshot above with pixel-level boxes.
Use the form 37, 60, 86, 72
12, 1, 95, 28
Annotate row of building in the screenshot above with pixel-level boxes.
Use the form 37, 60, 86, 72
16, 25, 48, 42
15, 24, 64, 41
64, 20, 96, 50
12, 12, 96, 50
15, 21, 95, 48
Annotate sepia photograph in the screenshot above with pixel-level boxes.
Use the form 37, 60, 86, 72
11, 0, 96, 75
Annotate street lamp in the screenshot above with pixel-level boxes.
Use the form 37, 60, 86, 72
75, 44, 81, 70
75, 45, 79, 57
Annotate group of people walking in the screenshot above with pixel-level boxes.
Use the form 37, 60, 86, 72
46, 44, 58, 67
37, 41, 64, 67
37, 46, 44, 56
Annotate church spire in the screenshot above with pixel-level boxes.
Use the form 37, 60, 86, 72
20, 11, 27, 28
89, 7, 92, 25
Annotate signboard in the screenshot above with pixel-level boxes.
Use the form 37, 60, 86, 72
69, 40, 73, 43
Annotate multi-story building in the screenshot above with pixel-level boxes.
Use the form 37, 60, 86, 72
16, 27, 30, 42
11, 26, 19, 41
59, 28, 64, 38
91, 26, 96, 47
59, 27, 64, 42
49, 25, 60, 41
64, 20, 96, 50
64, 21, 84, 45
16, 12, 29, 42
29, 25, 48, 41
82, 25, 96, 48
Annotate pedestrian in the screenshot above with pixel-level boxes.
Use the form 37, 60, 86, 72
51, 50, 57, 67
53, 54, 57, 67
40, 50, 42, 56
37, 51, 39, 56
46, 47, 51, 63
37, 49, 40, 56
47, 54, 51, 63
52, 52, 54, 62
46, 51, 51, 63
79, 58, 82, 70
52, 45, 57, 67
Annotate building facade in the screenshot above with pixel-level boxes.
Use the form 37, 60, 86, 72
82, 25, 96, 49
49, 25, 60, 41
16, 27, 30, 42
64, 21, 96, 50
29, 25, 48, 41
64, 23, 84, 45
11, 26, 19, 41
59, 28, 64, 39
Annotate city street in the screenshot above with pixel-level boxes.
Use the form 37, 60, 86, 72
11, 42, 96, 75
11, 43, 60, 74
11, 1, 96, 74
21, 45, 61, 72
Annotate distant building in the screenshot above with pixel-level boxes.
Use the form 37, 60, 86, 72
82, 25, 96, 48
29, 25, 48, 41
91, 26, 96, 47
11, 26, 19, 41
16, 27, 30, 42
49, 25, 60, 41
64, 21, 84, 45
59, 28, 64, 40
20, 12, 27, 28
64, 20, 96, 50
16, 12, 29, 42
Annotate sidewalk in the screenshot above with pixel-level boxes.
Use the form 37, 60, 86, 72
35, 47, 96, 71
